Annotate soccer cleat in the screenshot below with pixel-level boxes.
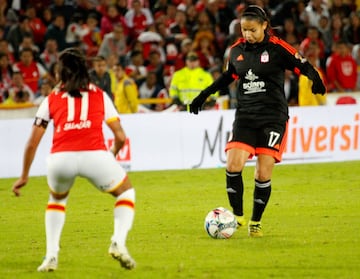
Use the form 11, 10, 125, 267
109, 242, 136, 270
37, 256, 58, 272
235, 215, 246, 228
248, 221, 263, 237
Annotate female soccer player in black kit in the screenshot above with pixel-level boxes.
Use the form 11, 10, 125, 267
189, 5, 326, 237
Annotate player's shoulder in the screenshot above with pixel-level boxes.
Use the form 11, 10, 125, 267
268, 35, 297, 54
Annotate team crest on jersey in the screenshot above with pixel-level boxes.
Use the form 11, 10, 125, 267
260, 51, 269, 63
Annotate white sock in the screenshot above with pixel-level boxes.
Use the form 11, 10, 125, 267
112, 188, 135, 246
45, 195, 68, 258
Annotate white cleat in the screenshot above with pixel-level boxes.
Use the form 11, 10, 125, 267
37, 256, 58, 272
108, 242, 136, 270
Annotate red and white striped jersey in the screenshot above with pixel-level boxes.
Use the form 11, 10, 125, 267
36, 83, 119, 153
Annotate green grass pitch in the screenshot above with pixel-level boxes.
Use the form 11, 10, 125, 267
1, 161, 359, 279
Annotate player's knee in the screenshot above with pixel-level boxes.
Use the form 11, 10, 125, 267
110, 177, 133, 197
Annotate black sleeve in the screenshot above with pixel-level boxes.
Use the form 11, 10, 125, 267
202, 69, 235, 96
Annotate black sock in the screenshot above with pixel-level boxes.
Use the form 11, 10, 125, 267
251, 179, 271, 222
226, 170, 244, 216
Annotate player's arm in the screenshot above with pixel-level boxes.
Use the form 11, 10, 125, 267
104, 92, 126, 156
107, 119, 126, 156
277, 39, 326, 95
12, 119, 47, 196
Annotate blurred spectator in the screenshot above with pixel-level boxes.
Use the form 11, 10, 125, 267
47, 61, 60, 86
169, 8, 190, 48
330, 0, 353, 21
116, 0, 129, 16
65, 12, 87, 48
146, 49, 165, 87
5, 14, 32, 60
137, 24, 164, 61
0, 51, 13, 102
13, 47, 48, 94
49, 0, 75, 26
216, 0, 236, 35
326, 40, 357, 92
277, 17, 301, 46
191, 10, 213, 38
81, 12, 102, 57
169, 51, 215, 111
125, 0, 154, 41
33, 78, 53, 105
126, 49, 147, 86
2, 71, 34, 104
322, 13, 344, 58
299, 26, 326, 68
25, 5, 47, 51
298, 41, 326, 106
343, 11, 360, 46
44, 13, 67, 51
192, 30, 217, 70
173, 37, 192, 71
301, 0, 330, 29
112, 62, 139, 113
138, 71, 169, 111
89, 55, 113, 100
100, 4, 128, 38
98, 23, 128, 60
40, 7, 53, 27
39, 38, 59, 71
0, 0, 10, 27
18, 33, 40, 59
0, 38, 15, 63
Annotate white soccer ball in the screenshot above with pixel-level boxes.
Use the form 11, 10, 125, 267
204, 207, 237, 239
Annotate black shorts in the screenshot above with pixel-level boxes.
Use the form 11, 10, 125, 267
225, 120, 288, 163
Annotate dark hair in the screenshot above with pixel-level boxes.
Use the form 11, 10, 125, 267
241, 5, 271, 33
58, 48, 90, 98
242, 5, 269, 22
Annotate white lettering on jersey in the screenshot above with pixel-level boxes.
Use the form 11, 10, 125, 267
243, 69, 266, 94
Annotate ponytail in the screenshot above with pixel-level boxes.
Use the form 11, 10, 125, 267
58, 48, 90, 98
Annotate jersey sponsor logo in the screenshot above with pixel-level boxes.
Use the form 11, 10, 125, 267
243, 69, 266, 94
260, 51, 269, 63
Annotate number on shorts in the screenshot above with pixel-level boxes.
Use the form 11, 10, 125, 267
268, 131, 280, 147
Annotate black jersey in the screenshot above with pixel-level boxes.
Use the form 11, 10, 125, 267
204, 34, 320, 127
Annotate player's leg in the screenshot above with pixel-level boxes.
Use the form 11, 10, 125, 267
249, 122, 287, 237
248, 154, 274, 237
225, 124, 256, 227
82, 150, 136, 269
109, 178, 136, 269
225, 147, 250, 227
38, 153, 76, 272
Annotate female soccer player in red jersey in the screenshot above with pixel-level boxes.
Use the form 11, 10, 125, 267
12, 48, 136, 271
190, 5, 326, 237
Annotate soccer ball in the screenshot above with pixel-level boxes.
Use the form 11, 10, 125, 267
204, 207, 237, 239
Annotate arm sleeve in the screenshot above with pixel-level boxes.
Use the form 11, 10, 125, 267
201, 69, 235, 96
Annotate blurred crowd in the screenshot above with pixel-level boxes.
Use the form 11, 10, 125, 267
0, 0, 359, 112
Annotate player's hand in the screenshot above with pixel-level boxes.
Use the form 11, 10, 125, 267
12, 177, 28, 197
311, 77, 326, 95
189, 92, 208, 114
